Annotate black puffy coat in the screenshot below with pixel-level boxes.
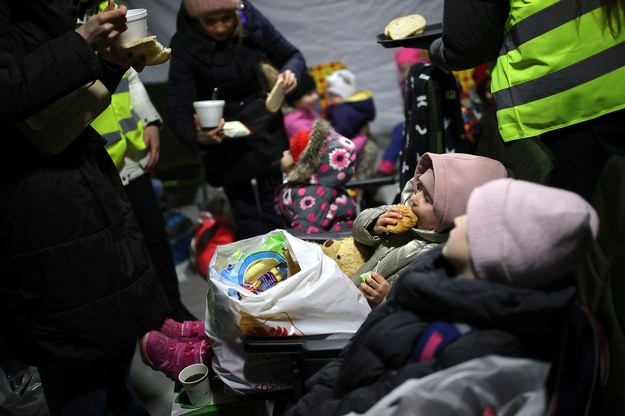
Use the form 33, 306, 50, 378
0, 0, 170, 367
287, 246, 574, 416
167, 1, 306, 186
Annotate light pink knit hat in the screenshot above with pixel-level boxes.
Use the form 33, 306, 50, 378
467, 178, 599, 289
183, 0, 241, 18
414, 153, 508, 232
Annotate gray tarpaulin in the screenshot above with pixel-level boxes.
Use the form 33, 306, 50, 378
123, 0, 442, 136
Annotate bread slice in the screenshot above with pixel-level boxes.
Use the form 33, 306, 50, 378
265, 78, 284, 113
120, 35, 171, 66
384, 14, 427, 40
387, 204, 419, 234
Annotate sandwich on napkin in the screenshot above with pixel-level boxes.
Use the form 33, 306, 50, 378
121, 35, 171, 66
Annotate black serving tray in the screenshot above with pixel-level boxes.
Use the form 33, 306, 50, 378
377, 22, 442, 49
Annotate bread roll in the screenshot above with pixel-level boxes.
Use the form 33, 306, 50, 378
387, 204, 418, 234
384, 14, 427, 40
120, 35, 171, 66
265, 78, 284, 113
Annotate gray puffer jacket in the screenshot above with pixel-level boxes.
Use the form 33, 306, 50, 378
351, 180, 448, 287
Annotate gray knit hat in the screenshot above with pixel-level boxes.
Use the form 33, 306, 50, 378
467, 178, 599, 288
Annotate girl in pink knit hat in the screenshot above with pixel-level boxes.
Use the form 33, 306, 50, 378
167, 0, 308, 243
351, 152, 507, 306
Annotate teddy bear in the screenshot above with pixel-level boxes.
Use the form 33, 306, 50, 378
320, 237, 373, 278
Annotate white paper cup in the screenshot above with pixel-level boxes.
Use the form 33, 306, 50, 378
193, 100, 225, 129
178, 363, 212, 407
120, 9, 148, 45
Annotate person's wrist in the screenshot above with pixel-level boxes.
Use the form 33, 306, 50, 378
98, 53, 126, 72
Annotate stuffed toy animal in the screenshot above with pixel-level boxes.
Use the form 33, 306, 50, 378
320, 237, 373, 278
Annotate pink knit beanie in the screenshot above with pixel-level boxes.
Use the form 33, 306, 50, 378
414, 153, 507, 232
183, 0, 241, 17
395, 48, 430, 68
467, 179, 599, 289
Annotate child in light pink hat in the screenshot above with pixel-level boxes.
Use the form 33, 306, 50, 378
351, 152, 507, 305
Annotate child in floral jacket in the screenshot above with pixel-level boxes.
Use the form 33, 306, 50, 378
277, 119, 358, 233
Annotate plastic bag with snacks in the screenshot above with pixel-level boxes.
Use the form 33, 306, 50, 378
206, 229, 371, 395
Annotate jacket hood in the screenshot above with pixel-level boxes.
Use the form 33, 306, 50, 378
414, 153, 507, 232
337, 94, 375, 121
287, 119, 356, 187
326, 95, 376, 139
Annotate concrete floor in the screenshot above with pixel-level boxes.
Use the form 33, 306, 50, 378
130, 260, 210, 416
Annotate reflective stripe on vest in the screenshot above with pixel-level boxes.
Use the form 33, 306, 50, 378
91, 73, 146, 166
490, 0, 625, 141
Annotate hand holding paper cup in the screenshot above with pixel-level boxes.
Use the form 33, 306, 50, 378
179, 363, 212, 407
118, 9, 172, 66
120, 9, 148, 45
193, 100, 225, 130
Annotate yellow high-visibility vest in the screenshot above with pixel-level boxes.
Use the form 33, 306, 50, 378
490, 0, 625, 141
91, 73, 146, 167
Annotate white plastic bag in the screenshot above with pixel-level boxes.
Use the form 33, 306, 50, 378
206, 229, 371, 395
344, 355, 550, 416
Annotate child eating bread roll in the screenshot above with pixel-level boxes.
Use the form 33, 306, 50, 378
350, 152, 507, 306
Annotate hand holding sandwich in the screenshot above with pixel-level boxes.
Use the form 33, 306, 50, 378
373, 204, 418, 235
75, 1, 146, 71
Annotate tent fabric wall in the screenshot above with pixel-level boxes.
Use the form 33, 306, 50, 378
124, 0, 442, 136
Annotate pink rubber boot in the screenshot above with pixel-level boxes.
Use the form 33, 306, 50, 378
139, 331, 211, 381
159, 319, 208, 342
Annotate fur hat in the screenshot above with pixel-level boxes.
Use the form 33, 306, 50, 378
467, 179, 598, 288
286, 71, 317, 107
183, 0, 241, 18
287, 119, 336, 183
326, 69, 357, 99
414, 153, 507, 232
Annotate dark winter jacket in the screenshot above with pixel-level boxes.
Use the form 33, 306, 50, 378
167, 1, 306, 186
277, 121, 358, 233
0, 0, 170, 367
428, 0, 509, 71
286, 246, 575, 416
325, 91, 376, 140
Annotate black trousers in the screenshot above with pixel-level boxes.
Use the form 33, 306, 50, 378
223, 173, 285, 240
124, 173, 181, 315
39, 344, 148, 416
541, 108, 625, 202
